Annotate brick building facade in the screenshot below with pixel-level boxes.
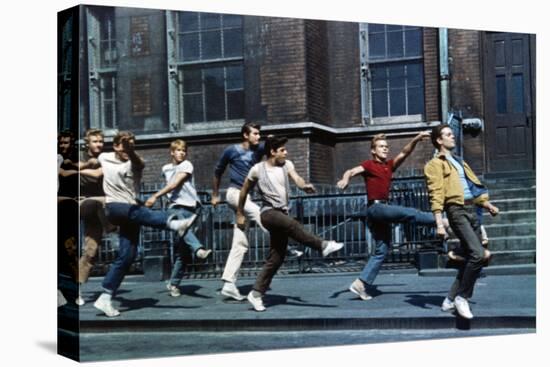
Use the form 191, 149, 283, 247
59, 5, 536, 191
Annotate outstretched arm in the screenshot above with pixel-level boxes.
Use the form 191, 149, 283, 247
393, 131, 431, 170
145, 172, 190, 208
337, 165, 365, 190
80, 167, 103, 178
288, 167, 316, 194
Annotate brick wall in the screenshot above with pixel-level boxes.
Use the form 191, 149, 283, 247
423, 27, 441, 122
448, 29, 485, 172
260, 17, 308, 123
309, 138, 334, 183
305, 20, 330, 124
327, 21, 361, 127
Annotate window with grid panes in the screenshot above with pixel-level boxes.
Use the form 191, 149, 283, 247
360, 24, 425, 124
175, 12, 244, 124
87, 7, 118, 131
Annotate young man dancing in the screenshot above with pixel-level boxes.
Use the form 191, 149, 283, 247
337, 131, 438, 301
76, 129, 116, 306
145, 139, 212, 297
81, 131, 197, 317
424, 124, 491, 319
212, 123, 268, 301
237, 136, 344, 312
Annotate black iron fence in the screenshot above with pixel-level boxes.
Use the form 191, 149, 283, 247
89, 175, 441, 278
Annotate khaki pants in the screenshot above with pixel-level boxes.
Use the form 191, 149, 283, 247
221, 187, 267, 284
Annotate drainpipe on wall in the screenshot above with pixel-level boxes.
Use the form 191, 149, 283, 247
439, 28, 450, 123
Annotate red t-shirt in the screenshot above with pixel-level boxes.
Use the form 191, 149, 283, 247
360, 159, 394, 200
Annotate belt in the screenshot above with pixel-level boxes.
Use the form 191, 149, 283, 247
463, 199, 474, 206
367, 199, 388, 207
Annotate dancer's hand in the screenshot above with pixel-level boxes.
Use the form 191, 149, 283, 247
417, 131, 431, 140
436, 224, 447, 238
337, 178, 348, 190
302, 183, 316, 194
236, 212, 246, 230
211, 194, 220, 207
145, 195, 157, 208
488, 204, 499, 216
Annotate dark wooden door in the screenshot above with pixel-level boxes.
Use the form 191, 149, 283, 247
484, 32, 535, 173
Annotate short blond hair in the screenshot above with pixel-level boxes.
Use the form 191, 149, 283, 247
170, 139, 187, 152
371, 133, 387, 150
84, 128, 104, 143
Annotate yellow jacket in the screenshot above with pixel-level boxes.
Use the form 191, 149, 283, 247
424, 152, 488, 213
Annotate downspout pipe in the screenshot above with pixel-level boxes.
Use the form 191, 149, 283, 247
439, 28, 450, 123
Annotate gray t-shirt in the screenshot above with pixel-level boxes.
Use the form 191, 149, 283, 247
162, 160, 199, 208
248, 160, 295, 212
98, 152, 142, 204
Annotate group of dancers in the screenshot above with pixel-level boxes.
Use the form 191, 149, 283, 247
58, 122, 498, 319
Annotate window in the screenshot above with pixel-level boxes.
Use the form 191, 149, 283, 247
167, 11, 244, 127
87, 7, 118, 131
58, 14, 73, 131
360, 23, 425, 124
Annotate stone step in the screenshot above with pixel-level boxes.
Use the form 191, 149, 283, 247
485, 181, 536, 190
488, 188, 536, 200
482, 210, 536, 225
447, 236, 536, 252
483, 223, 535, 237
489, 250, 536, 266
489, 198, 536, 212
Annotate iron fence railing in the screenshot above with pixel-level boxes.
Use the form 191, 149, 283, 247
89, 176, 442, 277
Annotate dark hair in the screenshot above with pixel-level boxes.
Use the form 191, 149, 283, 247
265, 135, 288, 157
241, 122, 261, 139
113, 131, 135, 145
431, 124, 451, 148
58, 130, 75, 142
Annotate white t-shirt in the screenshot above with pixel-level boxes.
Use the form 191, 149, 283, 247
248, 160, 295, 210
98, 152, 142, 204
162, 160, 199, 208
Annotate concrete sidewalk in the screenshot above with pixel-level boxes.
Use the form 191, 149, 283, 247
75, 270, 536, 331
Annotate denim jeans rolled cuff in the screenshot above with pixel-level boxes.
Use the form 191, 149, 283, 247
166, 205, 198, 222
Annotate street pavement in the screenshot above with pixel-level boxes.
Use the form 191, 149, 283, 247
62, 268, 536, 361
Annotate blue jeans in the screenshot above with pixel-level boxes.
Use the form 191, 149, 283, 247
167, 207, 204, 286
102, 202, 173, 295
359, 203, 435, 285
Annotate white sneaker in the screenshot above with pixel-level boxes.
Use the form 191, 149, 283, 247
322, 240, 344, 257
196, 248, 212, 260
349, 278, 372, 300
94, 297, 121, 317
176, 214, 198, 237
247, 291, 266, 312
75, 295, 85, 306
454, 296, 474, 319
441, 297, 455, 312
57, 289, 67, 307
221, 282, 245, 301
166, 283, 181, 297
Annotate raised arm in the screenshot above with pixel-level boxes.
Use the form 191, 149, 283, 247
337, 165, 365, 190
145, 171, 190, 208
393, 131, 431, 170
